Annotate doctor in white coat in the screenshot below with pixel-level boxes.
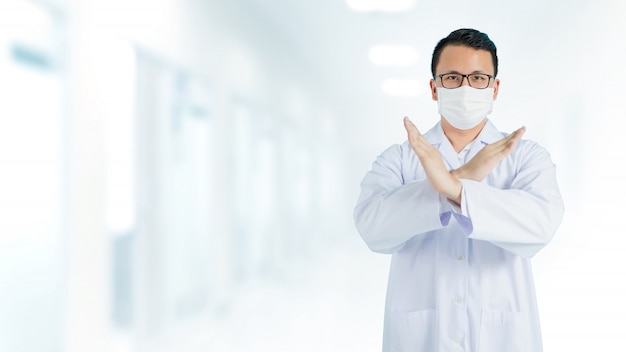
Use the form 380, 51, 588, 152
354, 28, 564, 352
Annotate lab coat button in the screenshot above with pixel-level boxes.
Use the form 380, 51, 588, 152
457, 255, 465, 261
455, 295, 463, 303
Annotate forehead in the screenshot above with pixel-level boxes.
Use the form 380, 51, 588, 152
436, 45, 494, 75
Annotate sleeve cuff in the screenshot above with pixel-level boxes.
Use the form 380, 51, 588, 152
447, 179, 473, 235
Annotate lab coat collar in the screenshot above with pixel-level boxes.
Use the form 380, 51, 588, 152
423, 119, 504, 169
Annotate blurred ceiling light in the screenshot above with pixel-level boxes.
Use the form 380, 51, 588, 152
369, 45, 418, 67
382, 78, 422, 97
346, 0, 416, 12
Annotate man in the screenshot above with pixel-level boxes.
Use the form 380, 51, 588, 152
353, 28, 564, 352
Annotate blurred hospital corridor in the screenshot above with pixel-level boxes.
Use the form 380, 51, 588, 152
1, 0, 625, 351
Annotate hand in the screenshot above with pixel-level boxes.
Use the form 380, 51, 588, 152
452, 126, 526, 181
404, 117, 462, 204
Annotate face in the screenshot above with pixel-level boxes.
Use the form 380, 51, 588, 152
430, 45, 500, 101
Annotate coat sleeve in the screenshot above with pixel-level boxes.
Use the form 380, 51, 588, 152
454, 141, 565, 258
353, 144, 448, 254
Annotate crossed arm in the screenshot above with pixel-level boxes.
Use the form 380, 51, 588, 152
402, 116, 526, 204
355, 118, 561, 256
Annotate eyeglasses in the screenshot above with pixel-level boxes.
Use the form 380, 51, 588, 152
436, 73, 495, 89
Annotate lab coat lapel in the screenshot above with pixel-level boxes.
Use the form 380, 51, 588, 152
424, 120, 504, 170
424, 122, 462, 170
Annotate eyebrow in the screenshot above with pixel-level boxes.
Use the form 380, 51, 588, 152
441, 70, 490, 75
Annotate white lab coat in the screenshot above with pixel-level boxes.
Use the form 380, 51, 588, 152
354, 120, 564, 352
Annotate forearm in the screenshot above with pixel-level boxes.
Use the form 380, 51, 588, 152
355, 179, 446, 253
443, 177, 463, 206
457, 175, 564, 258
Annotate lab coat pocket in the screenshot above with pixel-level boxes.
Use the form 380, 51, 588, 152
390, 309, 436, 352
478, 309, 529, 352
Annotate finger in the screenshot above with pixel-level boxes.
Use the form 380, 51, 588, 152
494, 126, 526, 148
501, 126, 526, 153
404, 117, 419, 147
507, 126, 526, 145
503, 125, 524, 138
404, 117, 434, 158
403, 116, 422, 137
513, 125, 526, 137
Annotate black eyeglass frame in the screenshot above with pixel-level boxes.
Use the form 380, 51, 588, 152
435, 73, 495, 89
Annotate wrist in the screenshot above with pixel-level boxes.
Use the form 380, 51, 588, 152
450, 168, 465, 179
445, 179, 463, 205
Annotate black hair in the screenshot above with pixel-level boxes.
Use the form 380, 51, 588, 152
430, 28, 498, 78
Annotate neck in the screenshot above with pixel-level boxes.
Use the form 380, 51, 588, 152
441, 118, 487, 153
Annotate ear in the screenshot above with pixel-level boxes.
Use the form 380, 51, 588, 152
492, 78, 500, 100
430, 79, 437, 101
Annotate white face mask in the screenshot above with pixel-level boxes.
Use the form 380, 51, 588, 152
437, 86, 494, 130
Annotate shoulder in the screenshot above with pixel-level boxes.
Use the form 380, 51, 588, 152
368, 142, 418, 181
512, 138, 556, 170
377, 141, 413, 161
515, 138, 551, 158
486, 120, 553, 163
